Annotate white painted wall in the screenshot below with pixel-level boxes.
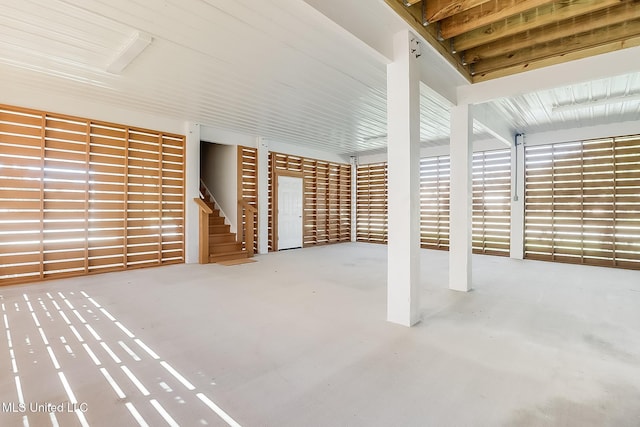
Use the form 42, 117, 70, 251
356, 138, 507, 164
268, 140, 350, 164
1, 84, 185, 135
522, 120, 640, 147
200, 125, 257, 148
201, 142, 238, 234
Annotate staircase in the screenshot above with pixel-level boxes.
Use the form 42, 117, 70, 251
199, 183, 249, 264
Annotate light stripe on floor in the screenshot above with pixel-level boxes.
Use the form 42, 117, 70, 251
150, 399, 180, 427
197, 393, 242, 427
125, 402, 149, 427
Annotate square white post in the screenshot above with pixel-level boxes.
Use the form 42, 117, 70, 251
387, 30, 421, 327
257, 137, 270, 254
510, 134, 525, 259
449, 104, 473, 291
185, 122, 201, 264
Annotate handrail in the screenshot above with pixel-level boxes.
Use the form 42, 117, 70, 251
194, 197, 212, 263
238, 198, 257, 257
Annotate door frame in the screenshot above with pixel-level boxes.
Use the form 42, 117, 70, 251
273, 170, 305, 251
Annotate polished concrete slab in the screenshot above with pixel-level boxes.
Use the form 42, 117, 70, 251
1, 242, 639, 426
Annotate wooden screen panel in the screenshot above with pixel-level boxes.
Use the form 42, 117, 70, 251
419, 156, 450, 249
357, 151, 511, 254
614, 135, 640, 269
89, 123, 126, 273
161, 134, 185, 264
0, 104, 185, 286
126, 130, 161, 268
525, 135, 640, 269
268, 152, 351, 250
238, 146, 258, 253
43, 116, 89, 279
0, 107, 44, 284
356, 162, 388, 244
472, 149, 511, 256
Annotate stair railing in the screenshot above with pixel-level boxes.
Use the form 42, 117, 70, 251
194, 197, 212, 264
238, 198, 257, 257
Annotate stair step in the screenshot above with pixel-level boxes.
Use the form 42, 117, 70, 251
209, 216, 225, 226
210, 242, 243, 254
209, 233, 237, 244
210, 250, 248, 263
210, 224, 230, 234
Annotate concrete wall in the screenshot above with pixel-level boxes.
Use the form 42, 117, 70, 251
201, 142, 238, 234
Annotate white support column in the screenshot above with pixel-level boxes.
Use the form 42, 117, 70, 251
510, 133, 525, 259
386, 30, 421, 327
350, 156, 357, 242
257, 137, 270, 254
184, 122, 201, 264
449, 104, 473, 292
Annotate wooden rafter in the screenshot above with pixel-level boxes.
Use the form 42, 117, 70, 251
424, 0, 493, 23
474, 34, 640, 81
387, 0, 640, 81
466, 3, 640, 63
440, 0, 556, 39
473, 18, 640, 75
454, 0, 625, 52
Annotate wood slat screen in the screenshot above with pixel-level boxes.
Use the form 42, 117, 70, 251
472, 149, 511, 255
237, 146, 258, 252
0, 104, 184, 286
356, 150, 511, 255
268, 152, 351, 250
356, 162, 388, 244
419, 156, 450, 249
525, 135, 640, 269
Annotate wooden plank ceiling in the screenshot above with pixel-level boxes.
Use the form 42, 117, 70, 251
386, 0, 640, 82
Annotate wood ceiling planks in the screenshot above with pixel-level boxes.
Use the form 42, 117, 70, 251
387, 0, 640, 82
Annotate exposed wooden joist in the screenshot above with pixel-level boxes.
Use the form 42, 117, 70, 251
405, 0, 422, 5
424, 0, 493, 23
441, 0, 556, 39
474, 18, 640, 74
466, 3, 640, 63
454, 0, 624, 52
384, 0, 472, 81
473, 32, 640, 82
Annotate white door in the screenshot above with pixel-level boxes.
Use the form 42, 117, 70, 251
277, 176, 303, 250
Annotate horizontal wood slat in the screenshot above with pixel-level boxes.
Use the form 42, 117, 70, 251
524, 135, 640, 270
357, 149, 511, 255
0, 104, 185, 286
268, 152, 351, 250
356, 163, 388, 244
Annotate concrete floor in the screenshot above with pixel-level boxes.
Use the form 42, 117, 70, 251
1, 242, 639, 427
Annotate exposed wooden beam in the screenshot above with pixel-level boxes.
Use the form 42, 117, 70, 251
384, 0, 472, 81
454, 0, 624, 52
405, 0, 423, 5
473, 34, 640, 82
441, 0, 556, 39
466, 3, 640, 63
424, 0, 493, 23
472, 18, 640, 75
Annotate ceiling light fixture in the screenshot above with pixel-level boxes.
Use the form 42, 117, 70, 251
106, 32, 152, 74
552, 92, 640, 114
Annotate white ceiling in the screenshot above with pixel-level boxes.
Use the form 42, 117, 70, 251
0, 0, 638, 157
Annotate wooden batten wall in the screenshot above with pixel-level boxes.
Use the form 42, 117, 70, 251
268, 152, 351, 251
0, 104, 185, 286
237, 146, 258, 253
356, 148, 512, 256
525, 135, 640, 270
356, 162, 388, 244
